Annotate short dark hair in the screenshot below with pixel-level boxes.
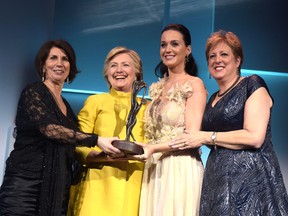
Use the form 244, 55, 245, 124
35, 39, 78, 83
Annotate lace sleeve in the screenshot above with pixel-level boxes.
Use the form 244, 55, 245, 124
39, 124, 97, 146
16, 83, 97, 147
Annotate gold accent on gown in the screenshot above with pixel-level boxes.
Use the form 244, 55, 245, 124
139, 78, 204, 216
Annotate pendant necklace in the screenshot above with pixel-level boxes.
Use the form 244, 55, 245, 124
217, 75, 241, 97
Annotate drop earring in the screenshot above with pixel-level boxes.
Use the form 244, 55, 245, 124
209, 74, 211, 79
42, 69, 46, 82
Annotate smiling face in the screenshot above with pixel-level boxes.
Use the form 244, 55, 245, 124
160, 30, 191, 71
107, 53, 137, 92
207, 42, 241, 81
43, 47, 70, 84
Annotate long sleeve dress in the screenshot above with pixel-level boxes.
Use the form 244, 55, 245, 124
67, 88, 149, 216
139, 78, 204, 216
0, 82, 98, 216
200, 74, 288, 215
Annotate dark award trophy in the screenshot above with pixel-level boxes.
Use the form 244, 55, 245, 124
112, 80, 147, 155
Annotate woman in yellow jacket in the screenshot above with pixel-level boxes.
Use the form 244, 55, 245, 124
67, 46, 149, 216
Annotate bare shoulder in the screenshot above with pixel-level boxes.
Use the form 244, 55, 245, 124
184, 76, 206, 90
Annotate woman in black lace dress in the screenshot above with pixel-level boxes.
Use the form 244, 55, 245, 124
0, 40, 120, 216
170, 30, 288, 215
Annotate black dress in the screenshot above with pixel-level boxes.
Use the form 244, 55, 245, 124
200, 75, 288, 215
0, 82, 97, 216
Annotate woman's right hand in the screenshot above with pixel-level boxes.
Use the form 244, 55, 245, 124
132, 143, 154, 162
85, 149, 127, 164
86, 150, 104, 163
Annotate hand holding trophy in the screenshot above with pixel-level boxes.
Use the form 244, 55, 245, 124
112, 80, 147, 155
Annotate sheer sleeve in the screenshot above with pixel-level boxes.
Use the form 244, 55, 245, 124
16, 82, 97, 147
39, 124, 97, 146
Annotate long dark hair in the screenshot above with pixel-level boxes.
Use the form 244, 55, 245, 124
155, 23, 198, 78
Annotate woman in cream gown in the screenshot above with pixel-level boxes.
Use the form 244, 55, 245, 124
67, 47, 149, 216
137, 24, 207, 216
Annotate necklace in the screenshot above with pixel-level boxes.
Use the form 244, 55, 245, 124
217, 75, 241, 97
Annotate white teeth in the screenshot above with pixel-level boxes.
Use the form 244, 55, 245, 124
165, 55, 174, 59
215, 66, 224, 71
115, 75, 126, 79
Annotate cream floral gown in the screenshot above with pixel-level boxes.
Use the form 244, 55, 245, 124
139, 77, 204, 216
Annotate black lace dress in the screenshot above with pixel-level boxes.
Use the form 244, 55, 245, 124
200, 75, 288, 216
0, 82, 97, 216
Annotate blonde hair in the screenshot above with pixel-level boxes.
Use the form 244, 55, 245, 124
103, 46, 143, 89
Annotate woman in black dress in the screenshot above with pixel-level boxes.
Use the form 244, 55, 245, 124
170, 30, 288, 215
0, 40, 120, 216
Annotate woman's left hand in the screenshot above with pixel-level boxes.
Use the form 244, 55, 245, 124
169, 130, 203, 149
